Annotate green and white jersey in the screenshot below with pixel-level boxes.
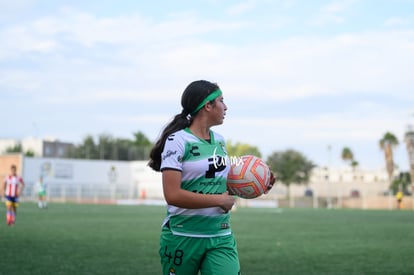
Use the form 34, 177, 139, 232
160, 127, 231, 238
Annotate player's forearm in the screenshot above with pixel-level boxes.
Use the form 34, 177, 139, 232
164, 188, 225, 209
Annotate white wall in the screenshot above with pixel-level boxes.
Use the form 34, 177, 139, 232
20, 157, 164, 200
130, 161, 163, 199
23, 157, 133, 186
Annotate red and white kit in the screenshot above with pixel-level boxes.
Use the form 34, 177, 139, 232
4, 175, 23, 197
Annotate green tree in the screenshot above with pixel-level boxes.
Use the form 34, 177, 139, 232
97, 133, 114, 160
341, 147, 354, 164
82, 135, 99, 159
130, 131, 153, 160
226, 140, 262, 158
379, 132, 399, 182
66, 135, 98, 159
341, 147, 358, 171
66, 131, 153, 160
133, 131, 152, 147
351, 160, 359, 170
266, 149, 315, 199
6, 144, 35, 157
24, 149, 35, 157
390, 172, 411, 195
113, 138, 131, 160
6, 144, 23, 153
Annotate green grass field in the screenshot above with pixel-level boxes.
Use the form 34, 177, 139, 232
1, 203, 413, 275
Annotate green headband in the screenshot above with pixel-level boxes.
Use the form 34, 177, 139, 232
192, 89, 222, 115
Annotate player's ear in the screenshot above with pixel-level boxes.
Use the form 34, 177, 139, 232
201, 102, 211, 113
205, 100, 216, 111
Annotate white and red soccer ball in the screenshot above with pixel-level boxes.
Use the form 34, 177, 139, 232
227, 155, 272, 199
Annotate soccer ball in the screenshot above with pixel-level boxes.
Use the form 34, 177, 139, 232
227, 155, 271, 199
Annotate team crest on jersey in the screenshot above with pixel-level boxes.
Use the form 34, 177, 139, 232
177, 155, 183, 163
169, 268, 176, 275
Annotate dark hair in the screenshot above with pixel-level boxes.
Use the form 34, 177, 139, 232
148, 80, 220, 171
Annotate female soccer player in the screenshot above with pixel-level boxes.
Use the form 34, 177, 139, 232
148, 80, 274, 275
36, 176, 47, 209
2, 164, 25, 225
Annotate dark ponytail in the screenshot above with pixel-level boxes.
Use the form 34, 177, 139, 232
148, 80, 219, 171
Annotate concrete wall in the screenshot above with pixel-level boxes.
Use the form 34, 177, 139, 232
0, 153, 23, 180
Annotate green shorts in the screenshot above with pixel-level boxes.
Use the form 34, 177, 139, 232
159, 226, 240, 275
38, 191, 46, 197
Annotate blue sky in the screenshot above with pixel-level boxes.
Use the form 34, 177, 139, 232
1, 0, 414, 170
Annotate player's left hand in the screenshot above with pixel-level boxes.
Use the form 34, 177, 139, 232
264, 171, 276, 194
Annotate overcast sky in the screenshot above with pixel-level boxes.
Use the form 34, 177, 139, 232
1, 0, 414, 170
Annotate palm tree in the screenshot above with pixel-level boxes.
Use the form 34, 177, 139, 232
342, 148, 358, 184
379, 132, 399, 182
351, 160, 359, 170
404, 129, 414, 186
341, 147, 354, 164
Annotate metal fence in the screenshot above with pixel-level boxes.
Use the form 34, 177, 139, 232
20, 181, 414, 210
22, 181, 139, 204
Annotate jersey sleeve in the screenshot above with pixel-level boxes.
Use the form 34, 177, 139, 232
160, 132, 185, 172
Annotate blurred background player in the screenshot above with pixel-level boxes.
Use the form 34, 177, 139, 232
396, 190, 403, 210
2, 164, 25, 225
36, 176, 47, 209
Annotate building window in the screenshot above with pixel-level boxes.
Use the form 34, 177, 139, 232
45, 145, 52, 156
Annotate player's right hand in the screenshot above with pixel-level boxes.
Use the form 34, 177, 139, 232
219, 191, 235, 212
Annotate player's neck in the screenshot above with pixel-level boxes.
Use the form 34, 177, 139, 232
188, 124, 210, 140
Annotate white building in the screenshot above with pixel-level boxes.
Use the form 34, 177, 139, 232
0, 137, 74, 158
